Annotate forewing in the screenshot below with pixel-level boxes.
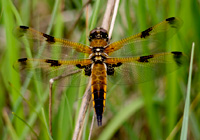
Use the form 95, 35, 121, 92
105, 17, 183, 57
106, 52, 188, 85
14, 58, 92, 86
14, 26, 92, 59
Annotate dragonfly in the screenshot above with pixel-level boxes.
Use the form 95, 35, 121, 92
14, 17, 186, 126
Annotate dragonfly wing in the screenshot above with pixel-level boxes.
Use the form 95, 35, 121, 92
13, 58, 92, 87
14, 26, 92, 59
106, 52, 188, 85
105, 17, 183, 57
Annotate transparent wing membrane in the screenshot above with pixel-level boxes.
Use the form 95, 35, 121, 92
14, 26, 91, 59
105, 17, 183, 57
106, 52, 187, 85
14, 58, 91, 86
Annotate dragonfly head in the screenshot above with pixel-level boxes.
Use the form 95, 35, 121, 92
89, 27, 109, 42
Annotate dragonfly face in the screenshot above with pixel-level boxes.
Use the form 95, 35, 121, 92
14, 17, 187, 126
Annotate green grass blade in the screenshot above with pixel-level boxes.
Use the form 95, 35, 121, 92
2, 111, 18, 140
12, 112, 39, 139
41, 108, 53, 140
190, 112, 200, 139
46, 0, 60, 34
180, 42, 195, 140
19, 89, 49, 140
89, 0, 101, 30
98, 97, 143, 140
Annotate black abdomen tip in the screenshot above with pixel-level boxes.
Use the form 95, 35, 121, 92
97, 115, 102, 126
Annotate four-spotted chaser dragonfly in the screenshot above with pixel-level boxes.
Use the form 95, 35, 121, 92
14, 17, 186, 126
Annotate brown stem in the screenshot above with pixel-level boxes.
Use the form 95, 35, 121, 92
49, 81, 53, 136
49, 70, 81, 137
73, 78, 92, 140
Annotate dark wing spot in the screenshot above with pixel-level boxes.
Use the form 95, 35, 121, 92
85, 64, 92, 76
106, 62, 122, 75
18, 58, 27, 66
137, 55, 154, 62
16, 58, 28, 70
171, 51, 183, 66
19, 26, 29, 30
45, 59, 61, 66
43, 33, 55, 43
166, 17, 175, 22
76, 64, 91, 76
15, 26, 29, 37
76, 64, 83, 68
166, 17, 178, 28
111, 62, 122, 67
141, 27, 153, 38
171, 51, 182, 56
117, 62, 122, 66
18, 58, 28, 62
106, 64, 114, 75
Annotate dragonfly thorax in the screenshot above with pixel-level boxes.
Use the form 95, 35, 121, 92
90, 53, 107, 64
89, 46, 108, 64
91, 47, 104, 53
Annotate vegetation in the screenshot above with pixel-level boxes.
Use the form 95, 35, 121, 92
0, 0, 199, 139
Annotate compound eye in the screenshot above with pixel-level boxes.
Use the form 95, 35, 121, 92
102, 32, 108, 37
102, 33, 108, 41
89, 33, 96, 41
104, 34, 108, 39
89, 36, 92, 42
89, 35, 93, 41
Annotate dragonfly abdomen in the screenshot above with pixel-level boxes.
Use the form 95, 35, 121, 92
91, 63, 107, 126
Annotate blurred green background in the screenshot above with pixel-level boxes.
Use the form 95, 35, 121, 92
0, 0, 200, 139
